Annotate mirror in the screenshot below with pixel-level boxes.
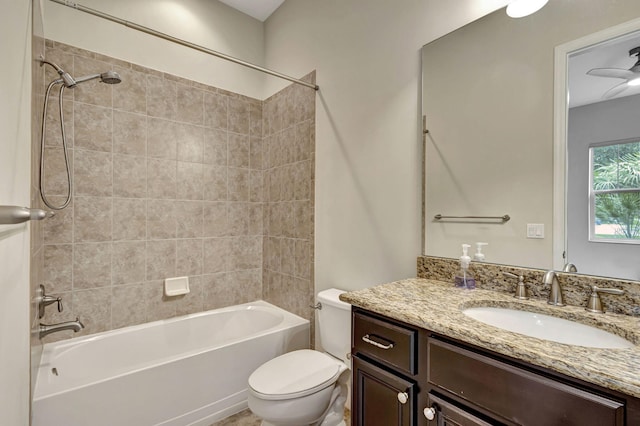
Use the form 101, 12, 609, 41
422, 0, 640, 280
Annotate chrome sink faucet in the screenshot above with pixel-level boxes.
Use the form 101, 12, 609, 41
543, 270, 565, 306
39, 318, 84, 339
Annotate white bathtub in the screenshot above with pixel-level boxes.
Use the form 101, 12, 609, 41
32, 301, 309, 426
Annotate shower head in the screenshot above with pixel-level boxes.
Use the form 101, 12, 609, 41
74, 71, 122, 85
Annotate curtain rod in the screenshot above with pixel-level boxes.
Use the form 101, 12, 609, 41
48, 0, 319, 91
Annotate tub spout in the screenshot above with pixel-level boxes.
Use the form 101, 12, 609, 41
39, 317, 84, 339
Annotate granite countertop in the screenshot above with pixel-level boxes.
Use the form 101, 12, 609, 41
340, 278, 640, 398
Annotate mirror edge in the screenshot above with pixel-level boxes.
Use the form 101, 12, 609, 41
553, 15, 640, 271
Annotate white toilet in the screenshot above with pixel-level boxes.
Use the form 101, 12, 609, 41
248, 288, 351, 426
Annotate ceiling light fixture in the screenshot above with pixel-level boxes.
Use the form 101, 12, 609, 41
506, 0, 550, 18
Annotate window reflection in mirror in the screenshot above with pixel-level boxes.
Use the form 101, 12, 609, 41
589, 140, 640, 243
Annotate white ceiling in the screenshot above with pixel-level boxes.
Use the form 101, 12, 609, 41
218, 0, 285, 21
569, 30, 640, 108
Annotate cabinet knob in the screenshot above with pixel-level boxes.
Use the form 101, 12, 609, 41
423, 406, 436, 420
397, 392, 409, 404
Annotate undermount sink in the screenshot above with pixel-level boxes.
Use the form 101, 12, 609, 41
462, 307, 634, 349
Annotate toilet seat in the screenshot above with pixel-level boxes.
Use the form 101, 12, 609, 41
248, 349, 345, 401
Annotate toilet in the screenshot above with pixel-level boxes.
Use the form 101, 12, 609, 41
248, 288, 351, 426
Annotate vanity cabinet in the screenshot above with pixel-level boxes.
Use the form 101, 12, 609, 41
351, 307, 639, 426
351, 309, 429, 426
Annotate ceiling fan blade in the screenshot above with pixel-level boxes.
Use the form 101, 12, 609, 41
602, 82, 629, 99
587, 68, 636, 80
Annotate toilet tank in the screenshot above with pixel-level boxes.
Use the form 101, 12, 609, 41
317, 288, 351, 364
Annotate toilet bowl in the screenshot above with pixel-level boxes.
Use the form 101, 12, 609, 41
248, 349, 348, 426
247, 289, 351, 426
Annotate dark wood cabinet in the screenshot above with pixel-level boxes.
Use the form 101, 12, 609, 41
351, 307, 640, 426
352, 355, 416, 426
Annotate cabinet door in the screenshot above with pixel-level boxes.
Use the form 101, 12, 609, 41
353, 355, 416, 426
425, 393, 494, 426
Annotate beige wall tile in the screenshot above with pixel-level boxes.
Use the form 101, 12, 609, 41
176, 162, 203, 200
43, 196, 74, 244
73, 56, 113, 107
176, 238, 203, 276
249, 102, 262, 138
280, 238, 295, 276
146, 199, 176, 240
294, 240, 311, 279
40, 41, 315, 343
250, 137, 263, 170
176, 123, 204, 163
203, 165, 227, 201
113, 110, 146, 156
44, 98, 73, 148
73, 103, 112, 152
144, 280, 176, 322
176, 84, 204, 125
113, 154, 146, 198
204, 91, 228, 130
203, 202, 228, 237
204, 128, 227, 166
228, 202, 249, 236
176, 200, 203, 238
73, 149, 112, 197
202, 272, 230, 311
228, 133, 250, 168
146, 75, 176, 120
203, 238, 230, 274
73, 242, 112, 289
174, 276, 204, 316
228, 97, 249, 135
113, 66, 147, 114
147, 118, 178, 160
112, 241, 146, 285
113, 198, 146, 241
44, 244, 73, 293
74, 196, 112, 242
112, 283, 146, 328
228, 168, 249, 202
249, 203, 263, 236
147, 158, 177, 199
72, 287, 112, 336
146, 240, 176, 281
42, 147, 73, 196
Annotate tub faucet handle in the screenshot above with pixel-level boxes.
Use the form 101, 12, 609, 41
38, 284, 64, 319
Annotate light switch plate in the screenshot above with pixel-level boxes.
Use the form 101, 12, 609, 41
527, 223, 544, 239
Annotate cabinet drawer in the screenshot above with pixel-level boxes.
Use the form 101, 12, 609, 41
353, 312, 417, 375
428, 338, 624, 426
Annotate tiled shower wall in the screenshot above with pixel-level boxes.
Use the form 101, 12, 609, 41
38, 40, 315, 342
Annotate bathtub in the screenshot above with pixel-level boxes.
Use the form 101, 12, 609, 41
32, 301, 309, 426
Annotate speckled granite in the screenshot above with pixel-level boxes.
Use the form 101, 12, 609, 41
340, 278, 640, 398
418, 256, 640, 316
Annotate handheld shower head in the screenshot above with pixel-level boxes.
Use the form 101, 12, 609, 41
39, 58, 77, 88
73, 71, 122, 85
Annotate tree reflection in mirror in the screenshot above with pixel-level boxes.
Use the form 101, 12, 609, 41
590, 140, 640, 242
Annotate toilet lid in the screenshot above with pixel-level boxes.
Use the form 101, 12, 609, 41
249, 349, 345, 400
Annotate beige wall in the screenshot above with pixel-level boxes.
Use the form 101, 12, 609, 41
422, 0, 640, 269
0, 0, 33, 424
263, 0, 510, 296
43, 0, 266, 99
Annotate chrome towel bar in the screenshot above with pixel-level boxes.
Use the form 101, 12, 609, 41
434, 214, 510, 223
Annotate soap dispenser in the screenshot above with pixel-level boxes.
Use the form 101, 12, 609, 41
474, 242, 488, 262
454, 244, 476, 289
